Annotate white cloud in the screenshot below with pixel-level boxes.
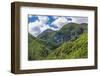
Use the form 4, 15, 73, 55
28, 16, 88, 37
29, 19, 50, 37
76, 17, 88, 24
51, 17, 68, 30
29, 16, 49, 37
53, 16, 59, 19
38, 16, 49, 24
68, 17, 77, 23
29, 20, 41, 37
67, 17, 88, 24
40, 24, 50, 32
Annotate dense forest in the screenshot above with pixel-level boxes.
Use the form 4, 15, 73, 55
28, 22, 88, 60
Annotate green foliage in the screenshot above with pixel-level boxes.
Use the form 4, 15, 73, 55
38, 23, 87, 45
28, 34, 51, 60
47, 33, 88, 59
28, 23, 88, 60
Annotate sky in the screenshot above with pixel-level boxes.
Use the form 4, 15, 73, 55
28, 15, 88, 37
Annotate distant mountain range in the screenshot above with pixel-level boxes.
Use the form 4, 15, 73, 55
28, 22, 88, 60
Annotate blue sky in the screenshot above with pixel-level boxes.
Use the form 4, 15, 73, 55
28, 15, 88, 37
28, 15, 73, 28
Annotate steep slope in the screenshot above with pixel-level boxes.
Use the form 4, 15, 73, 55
37, 29, 58, 47
38, 29, 56, 40
37, 23, 87, 45
55, 23, 85, 43
80, 23, 88, 32
28, 33, 51, 60
28, 23, 88, 60
47, 33, 88, 59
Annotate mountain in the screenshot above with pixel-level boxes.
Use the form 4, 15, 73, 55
38, 29, 60, 48
38, 29, 56, 41
28, 33, 52, 60
80, 23, 88, 32
28, 22, 88, 60
38, 23, 87, 45
47, 33, 88, 59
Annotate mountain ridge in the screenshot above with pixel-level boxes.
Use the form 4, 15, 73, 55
28, 22, 88, 60
37, 22, 87, 45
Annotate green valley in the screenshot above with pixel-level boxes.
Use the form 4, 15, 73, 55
28, 23, 88, 60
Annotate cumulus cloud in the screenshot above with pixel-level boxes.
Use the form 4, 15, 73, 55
50, 16, 88, 30
38, 16, 49, 24
67, 17, 88, 24
28, 15, 88, 37
51, 17, 68, 30
29, 20, 41, 37
53, 16, 59, 19
29, 16, 50, 37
